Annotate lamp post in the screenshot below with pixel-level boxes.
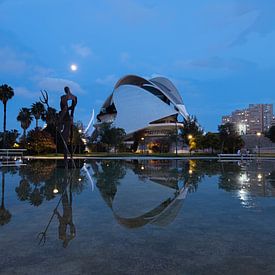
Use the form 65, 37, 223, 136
256, 132, 261, 157
175, 122, 178, 156
141, 137, 145, 154
188, 134, 193, 156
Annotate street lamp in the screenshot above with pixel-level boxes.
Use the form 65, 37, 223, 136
188, 135, 193, 156
141, 137, 145, 154
256, 132, 261, 157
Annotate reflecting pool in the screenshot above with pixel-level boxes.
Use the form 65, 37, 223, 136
1, 159, 275, 274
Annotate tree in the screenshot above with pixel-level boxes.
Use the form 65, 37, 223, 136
181, 115, 203, 145
17, 108, 33, 144
43, 107, 59, 152
26, 130, 56, 154
0, 84, 14, 147
267, 126, 275, 143
202, 132, 221, 153
132, 129, 145, 152
98, 123, 126, 152
168, 128, 179, 154
0, 129, 19, 149
218, 123, 244, 153
31, 102, 45, 129
180, 115, 203, 153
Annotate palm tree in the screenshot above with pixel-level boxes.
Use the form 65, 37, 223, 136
0, 84, 14, 147
31, 102, 45, 129
17, 108, 33, 143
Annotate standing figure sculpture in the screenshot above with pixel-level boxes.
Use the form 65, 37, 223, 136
59, 86, 77, 163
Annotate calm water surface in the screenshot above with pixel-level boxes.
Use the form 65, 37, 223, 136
1, 159, 275, 275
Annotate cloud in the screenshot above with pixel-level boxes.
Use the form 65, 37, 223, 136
96, 0, 155, 25
38, 77, 84, 94
230, 1, 275, 46
72, 43, 93, 58
0, 47, 28, 74
96, 74, 117, 86
14, 86, 39, 99
175, 56, 257, 71
120, 52, 130, 63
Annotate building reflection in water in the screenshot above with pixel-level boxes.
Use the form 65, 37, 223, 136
219, 160, 275, 208
6, 159, 275, 245
92, 159, 200, 229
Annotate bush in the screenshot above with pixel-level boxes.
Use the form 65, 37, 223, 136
26, 130, 56, 154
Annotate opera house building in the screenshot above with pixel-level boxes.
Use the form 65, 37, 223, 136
95, 75, 189, 153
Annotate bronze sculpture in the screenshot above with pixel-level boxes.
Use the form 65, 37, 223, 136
59, 86, 77, 162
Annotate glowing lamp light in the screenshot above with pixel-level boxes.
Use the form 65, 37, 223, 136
141, 165, 145, 170
189, 169, 193, 174
188, 134, 193, 140
53, 188, 59, 194
70, 64, 78, 71
78, 178, 82, 182
257, 173, 263, 180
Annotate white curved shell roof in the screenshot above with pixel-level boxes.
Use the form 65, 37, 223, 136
97, 75, 189, 134
113, 85, 178, 133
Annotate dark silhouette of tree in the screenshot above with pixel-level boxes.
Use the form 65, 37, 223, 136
266, 126, 275, 143
0, 170, 11, 226
17, 107, 33, 144
15, 179, 31, 201
26, 130, 56, 154
29, 188, 44, 206
202, 132, 221, 153
132, 129, 146, 152
181, 115, 203, 145
0, 129, 19, 148
218, 123, 244, 153
98, 123, 126, 152
31, 102, 45, 129
0, 84, 14, 147
93, 161, 126, 207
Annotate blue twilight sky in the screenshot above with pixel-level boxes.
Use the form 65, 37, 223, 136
0, 0, 275, 133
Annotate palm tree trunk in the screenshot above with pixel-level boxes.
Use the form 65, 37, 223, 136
1, 171, 5, 209
36, 119, 38, 129
23, 128, 26, 144
3, 102, 6, 132
3, 102, 7, 148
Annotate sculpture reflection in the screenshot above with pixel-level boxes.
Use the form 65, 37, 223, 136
12, 160, 87, 247
54, 181, 75, 248
37, 166, 79, 247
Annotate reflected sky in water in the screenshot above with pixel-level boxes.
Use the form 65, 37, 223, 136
1, 159, 275, 274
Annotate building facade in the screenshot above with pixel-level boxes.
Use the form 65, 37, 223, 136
222, 104, 274, 134
95, 75, 189, 152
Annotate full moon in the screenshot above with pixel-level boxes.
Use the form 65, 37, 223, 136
70, 64, 78, 71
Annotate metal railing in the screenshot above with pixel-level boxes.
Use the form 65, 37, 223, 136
0, 149, 27, 160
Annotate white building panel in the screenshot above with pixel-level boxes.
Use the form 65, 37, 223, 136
113, 85, 178, 134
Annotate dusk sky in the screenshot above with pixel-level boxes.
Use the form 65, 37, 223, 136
1, 0, 275, 133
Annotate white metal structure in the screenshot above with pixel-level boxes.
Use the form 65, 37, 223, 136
96, 75, 189, 135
